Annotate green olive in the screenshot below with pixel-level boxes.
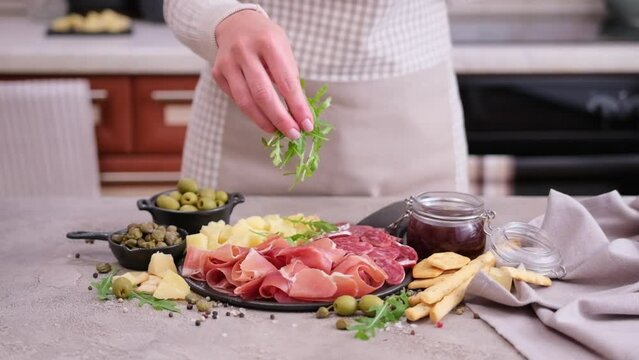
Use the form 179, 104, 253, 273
335, 318, 350, 330
180, 192, 198, 206
168, 191, 182, 201
197, 197, 217, 211
180, 204, 198, 212
198, 188, 216, 199
215, 190, 229, 203
333, 295, 357, 316
358, 295, 384, 317
177, 178, 199, 194
156, 195, 180, 210
316, 306, 330, 319
112, 277, 133, 299
196, 299, 212, 312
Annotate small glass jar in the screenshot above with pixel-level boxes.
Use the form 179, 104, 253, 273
405, 191, 488, 260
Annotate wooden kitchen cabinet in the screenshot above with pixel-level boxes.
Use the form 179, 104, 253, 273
1, 74, 199, 181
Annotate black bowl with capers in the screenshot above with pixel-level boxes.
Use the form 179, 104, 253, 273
67, 223, 187, 271
137, 190, 245, 234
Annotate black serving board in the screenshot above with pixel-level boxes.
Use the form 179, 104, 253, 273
179, 262, 411, 312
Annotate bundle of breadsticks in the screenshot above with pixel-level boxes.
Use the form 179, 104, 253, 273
404, 251, 552, 323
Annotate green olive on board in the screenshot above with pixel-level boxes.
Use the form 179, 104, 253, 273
180, 192, 198, 206
112, 277, 133, 299
333, 295, 357, 316
358, 295, 384, 317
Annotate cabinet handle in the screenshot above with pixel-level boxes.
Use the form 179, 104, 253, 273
90, 89, 109, 101
150, 90, 195, 102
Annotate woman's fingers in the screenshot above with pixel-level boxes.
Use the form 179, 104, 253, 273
218, 66, 276, 133
242, 56, 301, 139
261, 44, 313, 132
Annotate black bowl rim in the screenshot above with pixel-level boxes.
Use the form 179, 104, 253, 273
109, 227, 188, 253
142, 190, 244, 215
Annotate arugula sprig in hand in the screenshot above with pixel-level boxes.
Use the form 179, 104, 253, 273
262, 82, 333, 187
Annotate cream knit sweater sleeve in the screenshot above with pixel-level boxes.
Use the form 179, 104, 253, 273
164, 0, 268, 63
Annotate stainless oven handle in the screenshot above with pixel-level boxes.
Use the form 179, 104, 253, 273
150, 90, 195, 102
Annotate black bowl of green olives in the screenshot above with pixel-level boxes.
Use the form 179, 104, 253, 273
66, 223, 187, 271
137, 178, 245, 234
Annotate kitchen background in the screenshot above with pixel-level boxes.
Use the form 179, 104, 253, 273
1, 0, 638, 197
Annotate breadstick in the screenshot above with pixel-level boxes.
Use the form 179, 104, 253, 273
429, 278, 472, 322
420, 252, 495, 304
408, 273, 454, 290
500, 266, 551, 286
405, 303, 431, 322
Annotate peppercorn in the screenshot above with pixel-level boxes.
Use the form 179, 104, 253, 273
75, 253, 80, 259
212, 311, 218, 316
226, 312, 230, 317
270, 314, 275, 320
436, 321, 444, 328
187, 304, 193, 310
88, 286, 92, 291
473, 313, 480, 319
410, 330, 416, 336
195, 320, 201, 326
223, 303, 228, 308
169, 313, 173, 318
92, 272, 98, 279
239, 313, 245, 318
211, 314, 218, 320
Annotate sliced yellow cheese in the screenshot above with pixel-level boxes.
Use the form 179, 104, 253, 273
136, 282, 158, 294
147, 252, 177, 278
245, 216, 268, 230
113, 271, 149, 286
144, 275, 162, 285
153, 271, 190, 300
488, 267, 513, 292
186, 233, 208, 250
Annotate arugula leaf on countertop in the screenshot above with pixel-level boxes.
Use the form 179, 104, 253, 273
348, 291, 411, 340
262, 81, 333, 188
91, 268, 117, 301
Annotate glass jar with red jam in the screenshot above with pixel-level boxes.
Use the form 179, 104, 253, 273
405, 191, 488, 260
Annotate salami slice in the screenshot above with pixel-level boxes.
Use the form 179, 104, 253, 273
371, 256, 405, 285
334, 240, 374, 256
361, 229, 393, 247
348, 225, 375, 236
391, 242, 418, 267
367, 246, 400, 260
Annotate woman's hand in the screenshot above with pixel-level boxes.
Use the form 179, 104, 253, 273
213, 10, 313, 140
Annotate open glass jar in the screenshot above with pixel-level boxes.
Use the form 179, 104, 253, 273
403, 191, 490, 259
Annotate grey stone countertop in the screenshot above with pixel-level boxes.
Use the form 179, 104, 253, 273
2, 16, 639, 75
0, 196, 551, 360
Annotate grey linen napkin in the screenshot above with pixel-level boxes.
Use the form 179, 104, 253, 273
466, 190, 639, 360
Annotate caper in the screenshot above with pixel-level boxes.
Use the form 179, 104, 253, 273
335, 318, 350, 330
137, 238, 145, 247
180, 205, 198, 212
96, 263, 112, 274
316, 306, 330, 319
197, 197, 217, 211
196, 299, 212, 312
140, 222, 155, 234
127, 223, 141, 231
157, 242, 167, 247
156, 195, 180, 210
151, 227, 166, 242
124, 239, 137, 248
333, 295, 357, 316
215, 191, 228, 203
112, 277, 133, 299
358, 295, 384, 317
174, 237, 183, 245
164, 232, 178, 244
185, 292, 202, 305
198, 188, 216, 199
128, 227, 143, 240
177, 178, 199, 194
167, 225, 177, 232
168, 190, 182, 201
180, 192, 198, 206
111, 234, 124, 244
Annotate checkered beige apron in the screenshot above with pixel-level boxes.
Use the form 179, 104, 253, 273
174, 0, 468, 195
